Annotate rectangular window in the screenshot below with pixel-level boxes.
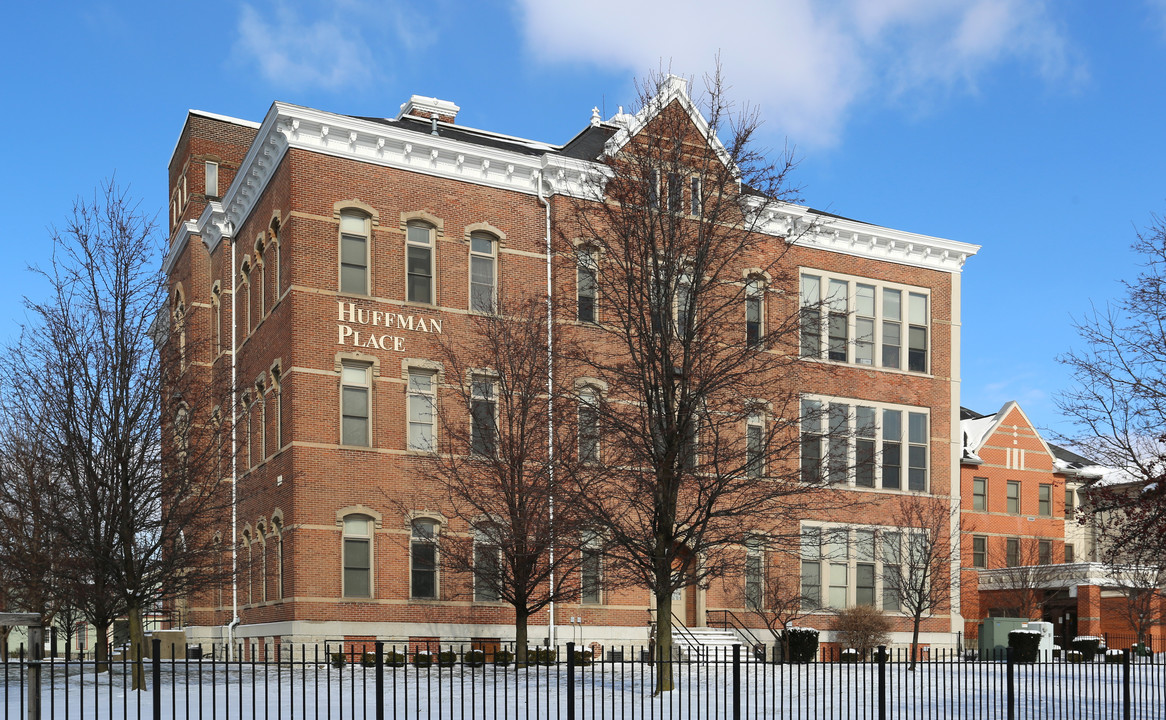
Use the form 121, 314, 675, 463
827, 279, 848, 362
883, 288, 901, 369
882, 409, 901, 490
1065, 487, 1075, 516
801, 399, 823, 483
341, 363, 371, 447
855, 284, 875, 365
647, 170, 659, 209
828, 563, 848, 609
1038, 484, 1052, 517
577, 249, 597, 323
856, 530, 875, 604
205, 161, 219, 198
907, 412, 928, 491
1038, 540, 1051, 565
972, 536, 986, 568
827, 529, 848, 608
800, 275, 821, 358
972, 477, 987, 511
411, 520, 437, 599
343, 516, 371, 598
882, 531, 901, 612
827, 403, 849, 485
469, 233, 496, 314
1006, 538, 1020, 567
746, 414, 764, 479
667, 173, 682, 213
1006, 481, 1020, 515
581, 543, 602, 604
578, 388, 600, 464
908, 293, 928, 372
855, 406, 876, 488
690, 175, 701, 215
339, 213, 369, 295
1065, 544, 1075, 563
800, 527, 821, 610
675, 273, 692, 338
745, 537, 763, 611
474, 541, 501, 602
406, 223, 434, 304
471, 376, 497, 456
745, 279, 763, 348
407, 369, 436, 452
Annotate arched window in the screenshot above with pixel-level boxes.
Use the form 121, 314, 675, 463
271, 516, 284, 601
406, 222, 435, 304
473, 526, 501, 602
255, 376, 267, 460
745, 277, 764, 349
256, 519, 268, 603
578, 387, 600, 465
270, 218, 282, 300
341, 514, 372, 598
172, 291, 187, 369
576, 247, 598, 323
410, 518, 438, 599
240, 259, 252, 335
271, 363, 283, 451
339, 211, 370, 295
744, 534, 763, 610
242, 528, 254, 605
211, 281, 222, 355
255, 239, 266, 318
469, 232, 497, 313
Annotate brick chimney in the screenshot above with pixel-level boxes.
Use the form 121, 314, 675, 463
396, 95, 460, 124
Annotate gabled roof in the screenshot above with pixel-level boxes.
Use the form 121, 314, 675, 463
599, 75, 738, 177
959, 401, 1057, 466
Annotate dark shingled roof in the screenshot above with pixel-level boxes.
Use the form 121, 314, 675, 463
1047, 442, 1098, 468
352, 116, 552, 157
558, 125, 618, 161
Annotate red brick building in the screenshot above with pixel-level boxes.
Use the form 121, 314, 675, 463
162, 78, 980, 654
960, 402, 1165, 650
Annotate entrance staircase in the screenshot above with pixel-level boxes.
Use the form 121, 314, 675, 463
671, 626, 743, 660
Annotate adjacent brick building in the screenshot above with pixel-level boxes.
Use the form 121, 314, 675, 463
162, 78, 981, 654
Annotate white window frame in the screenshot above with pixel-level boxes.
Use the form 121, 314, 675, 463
340, 362, 372, 447
800, 394, 930, 493
342, 514, 373, 599
578, 386, 600, 465
745, 277, 764, 349
473, 528, 502, 602
799, 269, 931, 374
469, 232, 497, 314
205, 161, 219, 198
410, 517, 439, 599
800, 522, 920, 614
576, 247, 598, 323
339, 212, 371, 296
406, 221, 435, 304
581, 532, 603, 605
407, 368, 437, 452
470, 374, 498, 457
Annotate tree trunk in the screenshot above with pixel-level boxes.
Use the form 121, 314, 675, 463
127, 604, 148, 691
93, 621, 110, 673
0, 626, 10, 663
655, 587, 674, 694
514, 607, 529, 667
909, 614, 922, 671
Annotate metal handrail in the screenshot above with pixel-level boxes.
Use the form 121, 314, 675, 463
647, 607, 707, 658
706, 609, 763, 648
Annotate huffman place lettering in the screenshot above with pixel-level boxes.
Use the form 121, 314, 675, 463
337, 301, 443, 351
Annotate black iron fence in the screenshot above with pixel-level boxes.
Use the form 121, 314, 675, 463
3, 639, 1164, 719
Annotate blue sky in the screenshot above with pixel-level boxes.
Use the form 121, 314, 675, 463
1, 0, 1164, 438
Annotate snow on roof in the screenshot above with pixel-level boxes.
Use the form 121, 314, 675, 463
960, 413, 998, 462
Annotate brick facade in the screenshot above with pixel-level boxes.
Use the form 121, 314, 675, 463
162, 82, 979, 651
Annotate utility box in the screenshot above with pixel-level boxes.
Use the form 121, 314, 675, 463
1019, 621, 1055, 661
979, 617, 1031, 659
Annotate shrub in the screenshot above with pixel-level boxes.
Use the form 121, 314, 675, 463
782, 628, 820, 663
330, 653, 346, 669
386, 651, 407, 667
413, 651, 433, 669
1133, 643, 1154, 658
1008, 630, 1041, 663
831, 606, 892, 659
1052, 645, 1061, 659
572, 649, 593, 667
527, 647, 557, 666
1071, 637, 1102, 662
360, 652, 377, 668
493, 649, 514, 667
1066, 650, 1085, 664
1105, 649, 1124, 664
839, 649, 861, 663
437, 650, 458, 667
463, 650, 486, 667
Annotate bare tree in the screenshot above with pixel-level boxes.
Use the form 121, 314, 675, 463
882, 495, 955, 670
1, 181, 230, 688
558, 67, 842, 692
1058, 212, 1166, 545
1089, 486, 1166, 648
980, 538, 1067, 620
422, 294, 588, 665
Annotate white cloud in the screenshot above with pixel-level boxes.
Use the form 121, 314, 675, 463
515, 0, 1085, 146
235, 3, 374, 90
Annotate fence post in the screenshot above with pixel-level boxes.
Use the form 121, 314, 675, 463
26, 626, 42, 720
732, 644, 741, 720
375, 641, 385, 720
1006, 646, 1015, 720
566, 641, 576, 720
151, 638, 162, 720
1122, 648, 1131, 720
877, 645, 887, 720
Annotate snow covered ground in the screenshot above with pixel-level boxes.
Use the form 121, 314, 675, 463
3, 656, 1165, 719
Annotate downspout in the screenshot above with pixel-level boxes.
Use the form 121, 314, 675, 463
227, 224, 240, 659
537, 171, 556, 649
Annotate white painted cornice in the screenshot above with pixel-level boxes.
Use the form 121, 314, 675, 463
751, 199, 980, 273
162, 98, 978, 277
